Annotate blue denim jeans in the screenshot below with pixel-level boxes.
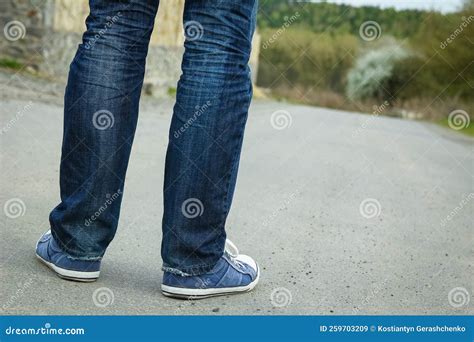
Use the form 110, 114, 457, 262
49, 0, 258, 276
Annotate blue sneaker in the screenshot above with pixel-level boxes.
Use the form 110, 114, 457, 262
161, 240, 260, 299
35, 230, 100, 282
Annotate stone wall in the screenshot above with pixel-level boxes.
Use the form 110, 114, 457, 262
0, 0, 49, 71
1, 0, 260, 95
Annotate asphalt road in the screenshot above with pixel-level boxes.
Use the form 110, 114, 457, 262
1, 94, 472, 315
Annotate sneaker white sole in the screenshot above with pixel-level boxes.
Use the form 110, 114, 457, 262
161, 265, 260, 299
35, 253, 99, 282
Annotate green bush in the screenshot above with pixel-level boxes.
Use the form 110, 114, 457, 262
257, 29, 357, 93
408, 10, 474, 101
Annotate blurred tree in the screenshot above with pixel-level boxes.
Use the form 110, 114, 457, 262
346, 44, 411, 101
257, 1, 432, 38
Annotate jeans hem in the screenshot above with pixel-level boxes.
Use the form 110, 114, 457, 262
161, 253, 222, 276
50, 229, 104, 261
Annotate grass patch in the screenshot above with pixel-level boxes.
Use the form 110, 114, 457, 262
167, 87, 177, 97
0, 58, 24, 70
438, 118, 474, 137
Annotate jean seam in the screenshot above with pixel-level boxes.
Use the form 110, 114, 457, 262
222, 88, 252, 217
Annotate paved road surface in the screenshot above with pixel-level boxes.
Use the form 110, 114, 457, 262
1, 94, 472, 315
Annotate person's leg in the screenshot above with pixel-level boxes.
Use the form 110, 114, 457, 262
48, 0, 159, 260
161, 0, 258, 276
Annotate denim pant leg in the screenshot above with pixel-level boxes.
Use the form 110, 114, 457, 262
49, 0, 159, 259
161, 0, 258, 275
